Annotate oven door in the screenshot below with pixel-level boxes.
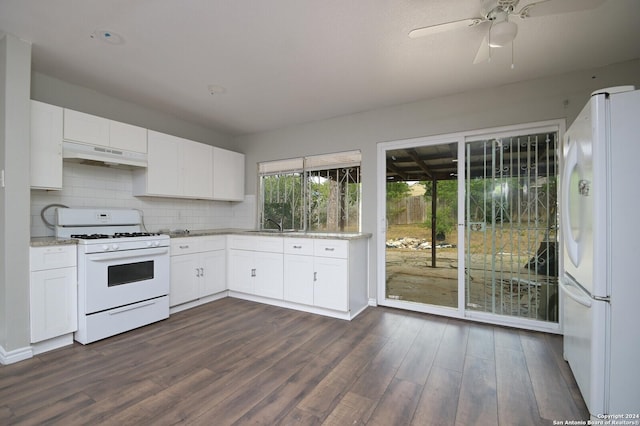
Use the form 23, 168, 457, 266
81, 247, 170, 314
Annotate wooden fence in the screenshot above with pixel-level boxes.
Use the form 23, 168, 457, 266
387, 196, 427, 225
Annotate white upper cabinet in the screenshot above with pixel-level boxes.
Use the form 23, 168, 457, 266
182, 138, 213, 199
63, 109, 110, 147
136, 130, 181, 196
134, 130, 244, 201
133, 130, 213, 199
30, 100, 63, 190
212, 147, 245, 201
109, 120, 147, 153
63, 108, 147, 153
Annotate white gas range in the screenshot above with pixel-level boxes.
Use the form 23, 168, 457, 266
55, 208, 170, 344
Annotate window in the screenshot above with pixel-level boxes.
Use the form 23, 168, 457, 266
259, 151, 361, 232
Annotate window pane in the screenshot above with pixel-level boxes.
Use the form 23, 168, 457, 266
260, 173, 304, 230
258, 151, 361, 233
307, 166, 360, 232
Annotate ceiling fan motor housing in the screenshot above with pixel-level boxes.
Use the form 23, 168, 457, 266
481, 0, 519, 16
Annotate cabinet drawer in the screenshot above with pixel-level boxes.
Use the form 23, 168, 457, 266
30, 245, 77, 271
171, 238, 202, 255
284, 238, 314, 256
200, 236, 226, 251
229, 235, 283, 253
314, 239, 348, 259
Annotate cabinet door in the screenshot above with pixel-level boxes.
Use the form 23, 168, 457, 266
181, 139, 213, 198
254, 251, 284, 299
144, 130, 181, 196
109, 121, 147, 153
30, 101, 63, 190
212, 147, 245, 201
200, 249, 226, 296
314, 257, 348, 311
228, 250, 254, 294
30, 267, 77, 343
283, 254, 314, 305
63, 109, 109, 147
170, 254, 200, 306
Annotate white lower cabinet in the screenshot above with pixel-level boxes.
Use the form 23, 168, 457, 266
283, 253, 314, 305
283, 238, 352, 313
313, 257, 348, 312
254, 251, 284, 299
29, 245, 78, 344
200, 250, 226, 296
170, 253, 200, 306
228, 249, 254, 294
228, 236, 284, 300
170, 236, 226, 307
170, 233, 368, 320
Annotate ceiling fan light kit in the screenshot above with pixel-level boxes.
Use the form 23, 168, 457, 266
409, 0, 608, 65
489, 20, 518, 48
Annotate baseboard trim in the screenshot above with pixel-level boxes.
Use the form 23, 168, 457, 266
0, 344, 33, 365
169, 291, 229, 315
32, 334, 74, 355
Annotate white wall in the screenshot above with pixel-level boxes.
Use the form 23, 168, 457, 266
0, 34, 31, 363
235, 59, 640, 300
31, 163, 255, 236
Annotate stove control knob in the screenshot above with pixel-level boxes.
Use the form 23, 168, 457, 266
102, 245, 110, 251
146, 241, 152, 247
152, 241, 160, 247
111, 244, 119, 251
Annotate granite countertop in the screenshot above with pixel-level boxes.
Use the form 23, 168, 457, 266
31, 229, 372, 246
30, 237, 78, 247
168, 229, 372, 240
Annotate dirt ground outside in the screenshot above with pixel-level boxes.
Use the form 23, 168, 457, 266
385, 224, 558, 322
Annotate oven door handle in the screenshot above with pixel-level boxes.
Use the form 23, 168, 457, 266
87, 247, 169, 262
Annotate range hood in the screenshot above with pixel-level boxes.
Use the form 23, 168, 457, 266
63, 141, 147, 168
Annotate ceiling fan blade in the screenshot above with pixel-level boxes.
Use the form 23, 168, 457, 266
517, 0, 607, 19
408, 17, 484, 38
473, 32, 491, 64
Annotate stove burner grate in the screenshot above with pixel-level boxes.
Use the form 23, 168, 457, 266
71, 234, 110, 240
113, 232, 160, 238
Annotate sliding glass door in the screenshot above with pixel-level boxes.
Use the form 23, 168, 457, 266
384, 142, 461, 311
378, 121, 561, 331
464, 132, 559, 323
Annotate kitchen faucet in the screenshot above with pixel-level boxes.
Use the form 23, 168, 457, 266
265, 217, 283, 231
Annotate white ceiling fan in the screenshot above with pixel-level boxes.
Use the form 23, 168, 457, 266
409, 0, 608, 65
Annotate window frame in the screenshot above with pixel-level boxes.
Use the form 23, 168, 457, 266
258, 150, 362, 233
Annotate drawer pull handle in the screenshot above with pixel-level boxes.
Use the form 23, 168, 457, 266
325, 247, 335, 251
179, 245, 189, 249
293, 245, 302, 249
251, 268, 256, 277
313, 272, 318, 282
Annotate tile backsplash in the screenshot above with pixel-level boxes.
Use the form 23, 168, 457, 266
31, 163, 256, 237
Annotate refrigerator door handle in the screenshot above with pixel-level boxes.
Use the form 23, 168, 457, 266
562, 139, 581, 268
560, 279, 592, 308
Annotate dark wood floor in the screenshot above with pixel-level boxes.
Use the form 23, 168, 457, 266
0, 298, 589, 425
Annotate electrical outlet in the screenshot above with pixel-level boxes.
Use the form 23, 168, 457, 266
0, 169, 4, 188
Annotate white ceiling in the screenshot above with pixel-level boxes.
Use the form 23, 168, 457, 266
1, 0, 639, 136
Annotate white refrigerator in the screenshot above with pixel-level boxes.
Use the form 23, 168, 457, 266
561, 86, 640, 417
